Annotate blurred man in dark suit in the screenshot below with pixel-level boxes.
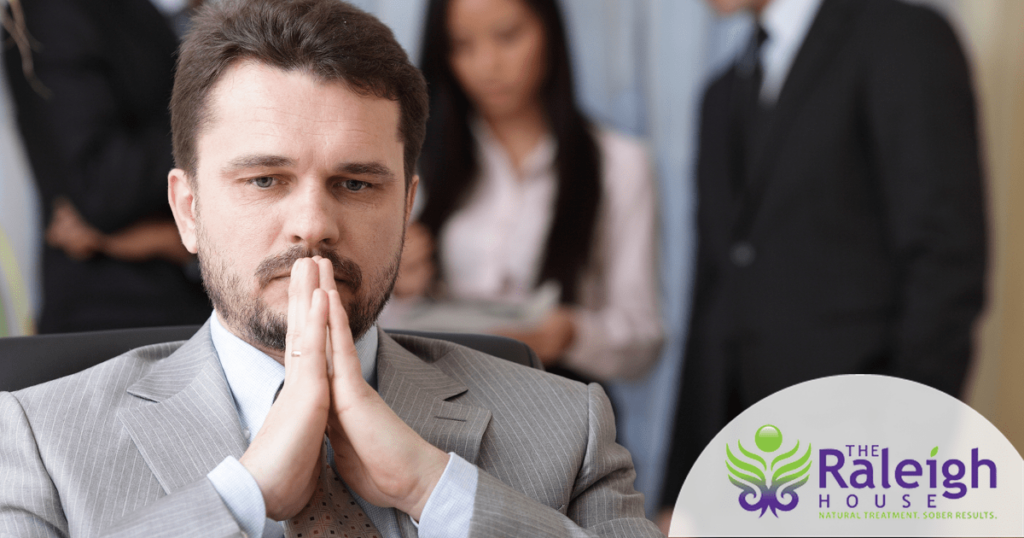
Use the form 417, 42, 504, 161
659, 0, 986, 523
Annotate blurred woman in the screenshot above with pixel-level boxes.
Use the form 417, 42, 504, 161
397, 0, 662, 381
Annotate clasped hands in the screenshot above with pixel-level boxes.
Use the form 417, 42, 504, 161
239, 256, 450, 522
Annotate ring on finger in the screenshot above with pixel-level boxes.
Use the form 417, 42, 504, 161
291, 350, 302, 357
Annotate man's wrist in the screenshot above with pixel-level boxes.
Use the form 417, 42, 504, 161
406, 449, 451, 521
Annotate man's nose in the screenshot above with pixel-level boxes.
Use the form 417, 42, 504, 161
284, 182, 340, 249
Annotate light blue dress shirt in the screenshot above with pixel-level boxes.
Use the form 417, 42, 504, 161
204, 313, 477, 538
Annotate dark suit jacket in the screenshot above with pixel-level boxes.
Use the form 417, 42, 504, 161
661, 0, 986, 507
3, 0, 210, 332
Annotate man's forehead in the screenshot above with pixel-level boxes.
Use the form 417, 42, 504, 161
205, 61, 396, 124
195, 60, 404, 172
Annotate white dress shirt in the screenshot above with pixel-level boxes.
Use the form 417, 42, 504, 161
438, 120, 663, 380
758, 0, 825, 104
204, 313, 477, 538
147, 0, 189, 16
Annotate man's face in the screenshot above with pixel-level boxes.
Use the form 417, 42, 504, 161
169, 61, 417, 359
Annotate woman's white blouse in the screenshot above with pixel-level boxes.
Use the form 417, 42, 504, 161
438, 121, 663, 380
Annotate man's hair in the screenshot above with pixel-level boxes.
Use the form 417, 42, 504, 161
171, 0, 428, 186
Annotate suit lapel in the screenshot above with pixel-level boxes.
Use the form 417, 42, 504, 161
736, 0, 863, 236
376, 330, 492, 538
376, 329, 492, 463
118, 322, 248, 494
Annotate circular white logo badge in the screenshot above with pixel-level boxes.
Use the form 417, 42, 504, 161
670, 375, 1023, 536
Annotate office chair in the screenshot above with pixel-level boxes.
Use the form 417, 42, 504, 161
0, 325, 541, 392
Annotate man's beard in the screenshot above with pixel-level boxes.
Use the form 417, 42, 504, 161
197, 227, 400, 351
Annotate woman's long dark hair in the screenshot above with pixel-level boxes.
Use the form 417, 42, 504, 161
417, 0, 601, 304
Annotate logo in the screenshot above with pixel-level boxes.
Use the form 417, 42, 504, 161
727, 424, 813, 517
672, 377, 1023, 536
817, 444, 998, 511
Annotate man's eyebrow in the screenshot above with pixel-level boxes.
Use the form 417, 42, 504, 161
223, 154, 295, 173
335, 161, 397, 180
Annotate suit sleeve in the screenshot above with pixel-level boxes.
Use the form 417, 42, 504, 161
101, 480, 244, 538
10, 0, 175, 232
469, 384, 661, 537
864, 6, 986, 396
0, 392, 243, 538
0, 392, 68, 538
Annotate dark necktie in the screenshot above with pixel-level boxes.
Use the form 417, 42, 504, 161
283, 438, 382, 538
271, 382, 382, 538
733, 23, 769, 189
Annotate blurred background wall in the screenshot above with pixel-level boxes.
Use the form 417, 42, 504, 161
958, 0, 1024, 478
0, 21, 40, 337
0, 0, 1021, 518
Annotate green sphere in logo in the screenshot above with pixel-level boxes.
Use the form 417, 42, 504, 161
755, 424, 783, 452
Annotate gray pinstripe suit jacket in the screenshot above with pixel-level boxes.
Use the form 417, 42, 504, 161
0, 323, 660, 537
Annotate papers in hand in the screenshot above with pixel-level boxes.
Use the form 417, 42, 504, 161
381, 282, 560, 333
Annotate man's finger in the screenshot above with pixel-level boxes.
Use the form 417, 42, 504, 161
327, 289, 361, 384
295, 257, 317, 313
286, 260, 301, 341
313, 257, 338, 374
285, 258, 317, 377
284, 260, 303, 375
298, 288, 330, 380
315, 257, 338, 293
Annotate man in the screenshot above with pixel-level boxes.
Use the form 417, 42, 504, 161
659, 0, 986, 520
0, 1, 660, 537
3, 0, 211, 332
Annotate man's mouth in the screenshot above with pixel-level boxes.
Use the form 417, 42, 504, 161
255, 246, 363, 291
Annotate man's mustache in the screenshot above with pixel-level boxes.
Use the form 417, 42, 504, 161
254, 246, 362, 291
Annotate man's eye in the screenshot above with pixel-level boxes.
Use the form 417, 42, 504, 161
251, 176, 275, 188
341, 179, 370, 192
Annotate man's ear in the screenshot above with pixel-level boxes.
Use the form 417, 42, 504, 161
404, 174, 420, 227
168, 168, 199, 254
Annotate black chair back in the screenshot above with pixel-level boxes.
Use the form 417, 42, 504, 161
0, 326, 540, 392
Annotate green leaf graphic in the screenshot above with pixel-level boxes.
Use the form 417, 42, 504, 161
774, 455, 812, 488
728, 474, 757, 493
770, 439, 801, 471
738, 440, 767, 470
727, 444, 765, 483
727, 460, 763, 486
785, 473, 810, 491
773, 443, 812, 484
930, 446, 938, 458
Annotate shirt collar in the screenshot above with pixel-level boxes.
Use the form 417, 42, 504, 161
758, 0, 824, 104
148, 0, 190, 16
471, 116, 556, 182
209, 312, 379, 443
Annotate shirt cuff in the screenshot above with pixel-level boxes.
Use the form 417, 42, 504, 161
207, 456, 267, 538
414, 452, 478, 538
